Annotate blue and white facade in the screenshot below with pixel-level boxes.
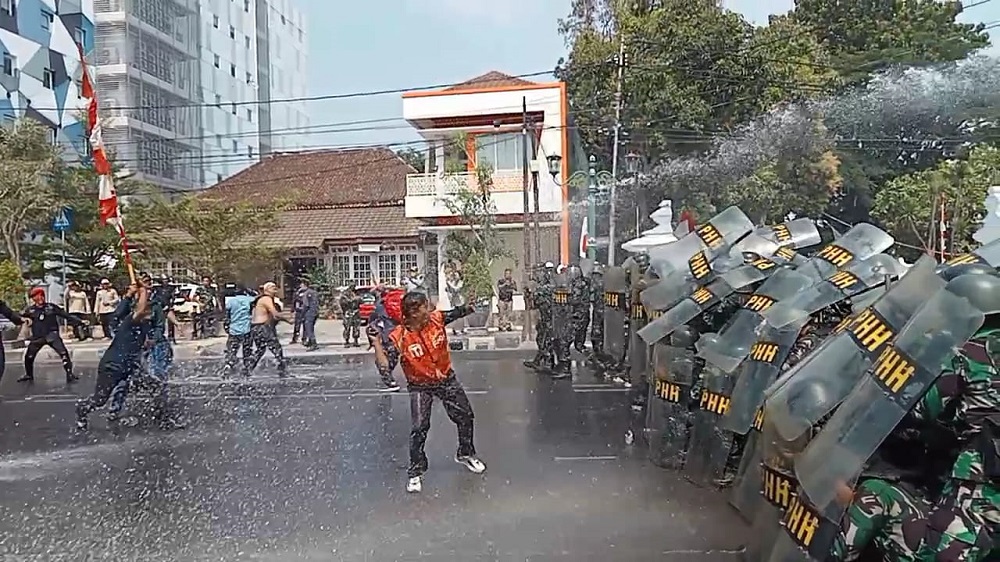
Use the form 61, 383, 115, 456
0, 0, 95, 156
199, 0, 307, 185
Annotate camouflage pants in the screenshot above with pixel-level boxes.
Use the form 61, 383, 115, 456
590, 308, 604, 352
913, 480, 1000, 562
830, 478, 930, 562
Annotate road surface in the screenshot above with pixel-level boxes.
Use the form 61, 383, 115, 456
0, 356, 749, 561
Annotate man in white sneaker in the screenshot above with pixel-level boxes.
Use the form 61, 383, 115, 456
372, 291, 486, 493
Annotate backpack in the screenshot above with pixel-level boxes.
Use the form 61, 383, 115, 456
382, 288, 405, 324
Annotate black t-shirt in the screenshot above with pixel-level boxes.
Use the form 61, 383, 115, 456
23, 303, 80, 340
100, 311, 147, 371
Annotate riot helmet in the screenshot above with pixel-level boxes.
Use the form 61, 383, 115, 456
669, 324, 699, 348
591, 263, 605, 277
567, 265, 583, 280
939, 262, 996, 281
946, 269, 1000, 315
634, 253, 650, 270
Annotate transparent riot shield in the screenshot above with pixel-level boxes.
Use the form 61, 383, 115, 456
717, 250, 795, 291
764, 486, 845, 562
697, 269, 817, 373
720, 320, 805, 435
763, 254, 907, 329
552, 271, 574, 348
683, 360, 737, 486
646, 342, 696, 469
763, 256, 945, 448
794, 284, 985, 515
629, 272, 655, 385
794, 223, 894, 281
647, 206, 754, 277
602, 266, 628, 363
758, 218, 822, 249
728, 415, 765, 520
938, 236, 1000, 270
743, 450, 800, 562
638, 279, 730, 345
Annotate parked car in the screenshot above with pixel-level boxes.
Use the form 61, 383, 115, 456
357, 285, 377, 324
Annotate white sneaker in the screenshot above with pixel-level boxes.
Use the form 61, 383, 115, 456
455, 455, 486, 474
378, 384, 401, 393
406, 476, 422, 493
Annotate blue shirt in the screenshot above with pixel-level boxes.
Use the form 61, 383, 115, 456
225, 295, 254, 335
101, 301, 147, 372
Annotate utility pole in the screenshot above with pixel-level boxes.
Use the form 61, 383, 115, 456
607, 36, 626, 266
521, 97, 534, 341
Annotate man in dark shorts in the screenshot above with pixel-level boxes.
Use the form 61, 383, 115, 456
245, 282, 292, 377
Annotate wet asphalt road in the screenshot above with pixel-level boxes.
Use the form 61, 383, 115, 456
0, 355, 749, 561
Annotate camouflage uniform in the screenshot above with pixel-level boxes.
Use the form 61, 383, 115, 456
571, 274, 590, 353
830, 478, 930, 562
912, 326, 1000, 561
832, 327, 1000, 561
589, 272, 604, 356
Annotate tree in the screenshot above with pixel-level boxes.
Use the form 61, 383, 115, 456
133, 196, 283, 282
0, 121, 63, 270
0, 259, 25, 308
872, 144, 1000, 256
394, 147, 425, 172
441, 164, 510, 303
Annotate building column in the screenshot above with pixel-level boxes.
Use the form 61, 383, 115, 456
437, 234, 449, 309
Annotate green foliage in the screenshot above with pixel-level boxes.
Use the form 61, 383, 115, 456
872, 145, 1000, 256
301, 264, 342, 311
0, 259, 25, 308
441, 161, 510, 303
0, 120, 63, 269
134, 195, 283, 283
394, 147, 425, 172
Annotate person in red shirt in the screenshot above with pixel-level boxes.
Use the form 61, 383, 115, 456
372, 291, 486, 493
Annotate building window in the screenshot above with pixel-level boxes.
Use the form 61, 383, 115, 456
352, 255, 372, 286
212, 15, 219, 28
298, 28, 303, 42
247, 146, 254, 158
378, 255, 398, 286
228, 25, 234, 39
74, 27, 85, 46
231, 103, 237, 115
42, 68, 54, 89
2, 54, 13, 77
399, 253, 419, 276
213, 54, 220, 68
230, 63, 236, 77
281, 14, 286, 25
332, 256, 350, 286
245, 71, 252, 84
245, 35, 251, 49
232, 139, 238, 153
216, 134, 222, 146
475, 132, 523, 172
45, 127, 56, 144
214, 93, 222, 106
0, 0, 11, 16
40, 10, 52, 30
216, 173, 223, 183
244, 0, 250, 11
245, 108, 252, 121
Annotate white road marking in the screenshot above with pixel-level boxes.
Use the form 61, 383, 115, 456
553, 455, 618, 461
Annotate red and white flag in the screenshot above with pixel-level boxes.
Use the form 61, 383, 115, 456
579, 215, 589, 259
77, 44, 132, 274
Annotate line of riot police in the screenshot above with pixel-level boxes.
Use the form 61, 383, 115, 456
618, 204, 1000, 562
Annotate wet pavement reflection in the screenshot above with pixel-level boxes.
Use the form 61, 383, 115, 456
0, 356, 748, 561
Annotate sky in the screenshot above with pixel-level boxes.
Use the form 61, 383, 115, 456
294, 0, 1000, 151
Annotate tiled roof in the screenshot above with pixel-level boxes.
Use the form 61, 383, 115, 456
198, 147, 415, 208
443, 71, 537, 92
152, 205, 422, 249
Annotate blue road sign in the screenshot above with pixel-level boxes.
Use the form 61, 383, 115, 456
52, 208, 72, 232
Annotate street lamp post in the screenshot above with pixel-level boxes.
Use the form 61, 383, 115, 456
625, 151, 643, 234
546, 154, 613, 262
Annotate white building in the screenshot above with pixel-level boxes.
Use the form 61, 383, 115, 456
94, 0, 307, 190
198, 0, 307, 185
401, 71, 573, 310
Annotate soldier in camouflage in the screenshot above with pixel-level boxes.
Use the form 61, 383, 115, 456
830, 323, 1000, 561
524, 262, 556, 372
571, 267, 591, 354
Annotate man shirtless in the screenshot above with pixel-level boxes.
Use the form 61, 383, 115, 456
244, 282, 291, 377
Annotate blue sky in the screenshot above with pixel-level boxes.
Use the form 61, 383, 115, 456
295, 0, 1000, 150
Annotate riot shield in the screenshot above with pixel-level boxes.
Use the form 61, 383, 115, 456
602, 266, 628, 364
720, 320, 805, 435
755, 218, 822, 250
552, 271, 574, 344
794, 283, 985, 515
938, 236, 1000, 271
646, 342, 696, 468
764, 487, 845, 562
638, 279, 729, 345
763, 254, 907, 329
628, 268, 655, 385
743, 454, 800, 562
645, 206, 753, 289
716, 249, 797, 293
794, 223, 894, 281
683, 360, 737, 486
697, 269, 817, 373
763, 256, 945, 448
728, 413, 765, 520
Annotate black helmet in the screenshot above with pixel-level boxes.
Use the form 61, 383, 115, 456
939, 262, 996, 281
946, 270, 1000, 315
591, 263, 604, 276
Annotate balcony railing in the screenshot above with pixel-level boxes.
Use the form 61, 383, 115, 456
406, 170, 524, 197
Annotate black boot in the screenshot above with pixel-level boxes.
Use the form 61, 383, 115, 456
66, 371, 79, 383
16, 374, 32, 383
551, 360, 571, 380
